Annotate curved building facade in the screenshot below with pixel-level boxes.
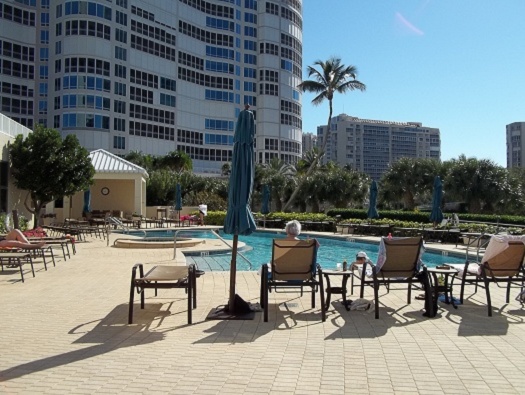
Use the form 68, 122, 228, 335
0, 0, 303, 175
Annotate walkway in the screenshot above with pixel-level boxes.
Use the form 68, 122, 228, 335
0, 230, 524, 394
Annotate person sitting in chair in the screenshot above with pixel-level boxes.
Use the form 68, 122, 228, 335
0, 229, 45, 249
284, 220, 320, 247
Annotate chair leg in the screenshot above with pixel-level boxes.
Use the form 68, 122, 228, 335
373, 275, 379, 319
318, 270, 326, 322
187, 267, 192, 325
262, 265, 269, 322
128, 266, 138, 324
483, 275, 492, 317
407, 279, 412, 304
506, 278, 511, 303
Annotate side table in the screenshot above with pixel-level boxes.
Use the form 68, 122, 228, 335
322, 269, 353, 311
427, 266, 459, 311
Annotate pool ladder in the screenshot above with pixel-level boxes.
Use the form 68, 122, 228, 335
173, 229, 253, 270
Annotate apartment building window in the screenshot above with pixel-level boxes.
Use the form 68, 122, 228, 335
114, 82, 126, 96
114, 118, 126, 132
115, 46, 127, 61
41, 12, 49, 26
39, 65, 48, 79
40, 30, 49, 44
40, 48, 49, 61
115, 28, 127, 43
116, 11, 127, 26
113, 136, 125, 149
114, 100, 126, 114
114, 64, 126, 78
160, 93, 176, 107
244, 26, 256, 37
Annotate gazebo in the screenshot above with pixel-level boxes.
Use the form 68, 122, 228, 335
60, 149, 149, 220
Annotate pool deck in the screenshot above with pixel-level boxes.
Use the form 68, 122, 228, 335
1, 227, 525, 394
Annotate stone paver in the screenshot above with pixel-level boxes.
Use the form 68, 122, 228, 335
1, 231, 524, 394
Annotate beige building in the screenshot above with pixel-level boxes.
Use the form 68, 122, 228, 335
318, 114, 441, 180
506, 122, 525, 168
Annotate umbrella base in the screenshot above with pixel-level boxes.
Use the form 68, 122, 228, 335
206, 294, 260, 320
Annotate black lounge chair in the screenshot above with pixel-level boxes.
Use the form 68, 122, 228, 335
452, 236, 525, 316
260, 239, 326, 322
129, 263, 200, 324
359, 237, 424, 319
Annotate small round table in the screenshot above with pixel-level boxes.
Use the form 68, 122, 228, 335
427, 266, 459, 309
322, 269, 353, 310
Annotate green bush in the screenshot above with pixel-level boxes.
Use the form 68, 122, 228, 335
0, 212, 29, 233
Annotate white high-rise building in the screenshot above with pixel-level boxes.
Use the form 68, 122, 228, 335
0, 0, 303, 174
318, 114, 441, 180
301, 131, 317, 154
506, 122, 525, 168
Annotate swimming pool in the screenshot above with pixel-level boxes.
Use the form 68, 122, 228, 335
124, 229, 466, 272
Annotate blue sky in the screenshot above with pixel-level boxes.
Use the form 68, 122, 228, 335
301, 0, 525, 166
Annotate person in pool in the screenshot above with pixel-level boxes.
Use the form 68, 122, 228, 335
0, 229, 45, 249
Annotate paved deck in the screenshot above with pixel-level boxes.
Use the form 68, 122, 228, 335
1, 230, 525, 394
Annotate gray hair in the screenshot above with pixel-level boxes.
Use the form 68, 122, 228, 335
285, 220, 301, 236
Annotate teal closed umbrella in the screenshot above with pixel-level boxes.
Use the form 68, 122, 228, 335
223, 104, 257, 313
367, 180, 379, 219
83, 190, 91, 215
429, 176, 444, 226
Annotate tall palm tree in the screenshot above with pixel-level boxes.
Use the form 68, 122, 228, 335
282, 57, 366, 211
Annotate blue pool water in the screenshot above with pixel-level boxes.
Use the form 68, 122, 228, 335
124, 229, 466, 272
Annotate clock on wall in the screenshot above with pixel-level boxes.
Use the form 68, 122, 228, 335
101, 187, 110, 196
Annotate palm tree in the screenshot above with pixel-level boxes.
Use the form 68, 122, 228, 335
282, 57, 366, 211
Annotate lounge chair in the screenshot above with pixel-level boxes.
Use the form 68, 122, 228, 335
452, 235, 525, 316
0, 251, 34, 282
129, 263, 199, 324
260, 239, 326, 322
359, 237, 424, 319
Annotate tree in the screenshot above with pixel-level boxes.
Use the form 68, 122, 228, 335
259, 158, 296, 211
380, 158, 440, 210
283, 57, 366, 211
9, 126, 95, 227
157, 150, 192, 172
444, 155, 509, 213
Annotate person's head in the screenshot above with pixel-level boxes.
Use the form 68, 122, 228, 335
355, 251, 370, 263
285, 220, 301, 237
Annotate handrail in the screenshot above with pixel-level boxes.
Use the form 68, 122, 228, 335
173, 229, 253, 270
106, 216, 146, 246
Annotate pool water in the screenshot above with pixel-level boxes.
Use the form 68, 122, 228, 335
133, 229, 465, 272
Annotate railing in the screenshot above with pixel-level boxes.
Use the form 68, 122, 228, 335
173, 229, 253, 269
106, 216, 146, 246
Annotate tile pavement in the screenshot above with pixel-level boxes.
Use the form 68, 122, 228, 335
0, 231, 525, 394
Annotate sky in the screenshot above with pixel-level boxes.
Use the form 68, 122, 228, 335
300, 0, 525, 166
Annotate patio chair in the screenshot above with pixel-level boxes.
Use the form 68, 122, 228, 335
260, 239, 326, 322
452, 235, 525, 316
359, 237, 424, 319
129, 263, 199, 324
0, 251, 34, 282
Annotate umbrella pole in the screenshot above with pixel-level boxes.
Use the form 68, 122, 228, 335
228, 234, 239, 313
264, 215, 266, 229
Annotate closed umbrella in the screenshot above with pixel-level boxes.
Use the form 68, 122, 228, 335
261, 185, 270, 228
367, 180, 379, 220
429, 176, 444, 226
175, 183, 182, 222
223, 104, 257, 314
83, 189, 91, 215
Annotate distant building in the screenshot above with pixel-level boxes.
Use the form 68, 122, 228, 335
317, 114, 441, 180
302, 132, 317, 155
506, 122, 525, 168
0, 0, 304, 175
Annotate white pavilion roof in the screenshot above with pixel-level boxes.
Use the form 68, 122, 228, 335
89, 149, 149, 177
